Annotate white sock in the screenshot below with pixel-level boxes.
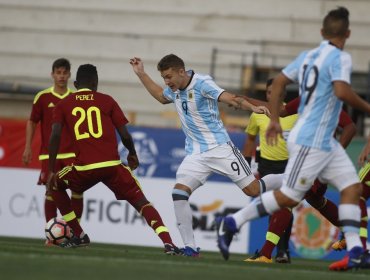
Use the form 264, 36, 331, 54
174, 200, 196, 249
232, 191, 280, 229
338, 204, 362, 250
259, 174, 284, 193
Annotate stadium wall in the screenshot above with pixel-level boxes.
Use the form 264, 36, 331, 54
0, 0, 370, 126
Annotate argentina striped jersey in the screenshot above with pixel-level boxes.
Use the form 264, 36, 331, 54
163, 70, 230, 155
282, 40, 352, 151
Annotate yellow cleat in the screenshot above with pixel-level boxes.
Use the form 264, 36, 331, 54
244, 250, 273, 263
331, 238, 346, 251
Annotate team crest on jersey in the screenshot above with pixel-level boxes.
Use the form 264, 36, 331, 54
299, 177, 307, 185
188, 90, 194, 100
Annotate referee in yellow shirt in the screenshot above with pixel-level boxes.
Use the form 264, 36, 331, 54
242, 78, 297, 263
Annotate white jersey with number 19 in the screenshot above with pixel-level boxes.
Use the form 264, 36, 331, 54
282, 40, 352, 152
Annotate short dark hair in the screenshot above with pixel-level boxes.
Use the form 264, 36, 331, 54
76, 64, 98, 84
322, 6, 349, 38
157, 54, 185, 71
52, 58, 71, 72
266, 78, 274, 88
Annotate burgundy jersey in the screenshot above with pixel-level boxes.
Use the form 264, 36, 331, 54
285, 96, 353, 128
30, 86, 75, 160
53, 89, 128, 169
284, 97, 300, 116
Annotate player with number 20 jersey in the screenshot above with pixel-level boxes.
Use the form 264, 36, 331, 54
53, 88, 126, 170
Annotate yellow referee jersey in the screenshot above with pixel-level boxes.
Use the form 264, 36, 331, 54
246, 113, 298, 161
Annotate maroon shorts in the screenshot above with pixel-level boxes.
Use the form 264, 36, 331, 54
38, 158, 74, 185
304, 179, 328, 198
56, 164, 145, 204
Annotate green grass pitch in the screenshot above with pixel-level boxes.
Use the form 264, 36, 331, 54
1, 236, 369, 280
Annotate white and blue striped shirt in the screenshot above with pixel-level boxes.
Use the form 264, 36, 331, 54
163, 71, 230, 154
283, 40, 352, 151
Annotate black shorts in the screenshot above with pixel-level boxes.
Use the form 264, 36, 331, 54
258, 157, 288, 177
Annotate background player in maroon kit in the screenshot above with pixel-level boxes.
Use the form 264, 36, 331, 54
47, 64, 180, 254
22, 58, 83, 245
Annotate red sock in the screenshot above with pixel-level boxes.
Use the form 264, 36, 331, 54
44, 194, 57, 222
71, 192, 84, 220
306, 195, 340, 227
140, 204, 173, 245
260, 208, 293, 258
50, 189, 83, 237
317, 199, 340, 227
359, 197, 368, 249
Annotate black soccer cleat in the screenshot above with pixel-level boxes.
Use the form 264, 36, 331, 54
275, 250, 291, 264
359, 250, 370, 269
60, 233, 90, 248
164, 243, 183, 255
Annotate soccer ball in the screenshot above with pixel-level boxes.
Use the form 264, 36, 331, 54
45, 218, 72, 245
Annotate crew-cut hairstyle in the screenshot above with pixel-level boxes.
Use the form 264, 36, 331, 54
76, 64, 98, 84
157, 54, 185, 71
52, 58, 71, 72
322, 6, 350, 38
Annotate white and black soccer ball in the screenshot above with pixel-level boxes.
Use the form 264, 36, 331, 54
45, 218, 72, 245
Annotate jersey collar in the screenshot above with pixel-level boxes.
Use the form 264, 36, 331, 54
76, 88, 92, 92
51, 87, 73, 99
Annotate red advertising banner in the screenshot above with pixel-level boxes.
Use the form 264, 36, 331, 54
0, 118, 41, 169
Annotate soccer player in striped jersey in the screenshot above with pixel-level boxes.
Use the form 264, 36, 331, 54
47, 64, 180, 254
130, 54, 282, 257
245, 104, 356, 264
216, 7, 370, 270
22, 58, 83, 246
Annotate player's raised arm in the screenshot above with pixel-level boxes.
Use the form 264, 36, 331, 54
334, 81, 370, 115
337, 110, 357, 148
242, 96, 289, 117
218, 91, 270, 116
130, 57, 170, 104
265, 73, 291, 146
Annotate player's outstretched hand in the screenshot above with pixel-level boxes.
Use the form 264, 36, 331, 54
266, 120, 282, 146
358, 138, 370, 166
129, 57, 144, 75
127, 154, 139, 171
22, 148, 32, 166
251, 105, 270, 117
